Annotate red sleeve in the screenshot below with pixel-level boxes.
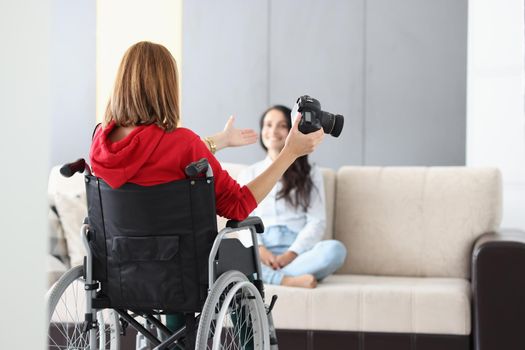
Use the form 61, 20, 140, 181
182, 133, 257, 221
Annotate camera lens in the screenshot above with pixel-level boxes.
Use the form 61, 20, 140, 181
320, 112, 344, 137
331, 115, 344, 137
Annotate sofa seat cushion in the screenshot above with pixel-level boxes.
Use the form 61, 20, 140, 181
265, 274, 470, 335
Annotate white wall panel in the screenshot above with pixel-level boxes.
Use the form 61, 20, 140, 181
0, 0, 49, 346
97, 0, 183, 123
467, 0, 525, 230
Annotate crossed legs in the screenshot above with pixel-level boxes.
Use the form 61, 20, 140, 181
260, 240, 347, 288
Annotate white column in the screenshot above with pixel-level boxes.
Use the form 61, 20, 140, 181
0, 0, 49, 346
467, 0, 525, 229
96, 0, 183, 122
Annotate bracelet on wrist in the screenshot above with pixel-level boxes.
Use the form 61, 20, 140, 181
204, 137, 217, 154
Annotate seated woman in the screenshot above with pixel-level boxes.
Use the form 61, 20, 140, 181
238, 105, 347, 289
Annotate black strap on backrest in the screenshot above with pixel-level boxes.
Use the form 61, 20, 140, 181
85, 176, 108, 282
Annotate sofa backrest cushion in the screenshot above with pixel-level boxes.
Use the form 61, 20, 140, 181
320, 168, 336, 240
48, 166, 87, 267
334, 167, 502, 279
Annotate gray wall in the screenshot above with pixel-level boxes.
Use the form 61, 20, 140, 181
182, 0, 467, 169
182, 1, 270, 162
50, 0, 95, 167
365, 0, 467, 165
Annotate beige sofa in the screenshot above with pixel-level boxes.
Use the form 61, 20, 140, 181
47, 164, 525, 350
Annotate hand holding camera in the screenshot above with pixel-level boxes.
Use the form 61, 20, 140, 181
283, 112, 325, 158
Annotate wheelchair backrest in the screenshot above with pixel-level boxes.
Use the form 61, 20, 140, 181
85, 175, 217, 313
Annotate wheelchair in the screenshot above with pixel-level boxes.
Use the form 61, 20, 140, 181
46, 158, 279, 350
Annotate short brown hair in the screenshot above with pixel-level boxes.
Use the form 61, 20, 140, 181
104, 41, 180, 131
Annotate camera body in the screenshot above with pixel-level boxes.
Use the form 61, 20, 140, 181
291, 95, 344, 137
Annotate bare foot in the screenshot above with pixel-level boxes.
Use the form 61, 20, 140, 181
281, 274, 317, 288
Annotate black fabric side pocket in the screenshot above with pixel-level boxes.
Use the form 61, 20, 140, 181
112, 235, 185, 308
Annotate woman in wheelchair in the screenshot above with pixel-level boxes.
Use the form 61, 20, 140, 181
238, 105, 347, 289
90, 42, 323, 221
47, 41, 325, 350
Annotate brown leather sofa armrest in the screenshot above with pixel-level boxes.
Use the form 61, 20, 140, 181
471, 229, 525, 350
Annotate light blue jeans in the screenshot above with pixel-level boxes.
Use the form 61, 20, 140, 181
259, 225, 347, 285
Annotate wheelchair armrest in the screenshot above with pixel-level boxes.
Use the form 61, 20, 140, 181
226, 216, 264, 233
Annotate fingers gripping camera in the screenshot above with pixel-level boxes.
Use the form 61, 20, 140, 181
291, 95, 344, 137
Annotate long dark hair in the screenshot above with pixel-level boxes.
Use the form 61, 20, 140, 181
259, 105, 314, 211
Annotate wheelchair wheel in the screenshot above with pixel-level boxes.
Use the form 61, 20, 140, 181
46, 265, 120, 350
196, 271, 269, 350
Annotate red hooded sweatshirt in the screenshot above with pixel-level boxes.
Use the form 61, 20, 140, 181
89, 122, 257, 221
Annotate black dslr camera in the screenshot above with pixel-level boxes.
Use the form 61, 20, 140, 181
291, 95, 344, 137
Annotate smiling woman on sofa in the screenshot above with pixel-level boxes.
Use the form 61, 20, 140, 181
237, 105, 347, 289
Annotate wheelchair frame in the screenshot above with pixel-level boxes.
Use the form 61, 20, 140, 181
46, 159, 279, 350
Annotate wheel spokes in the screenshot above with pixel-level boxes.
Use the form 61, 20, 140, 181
48, 273, 118, 349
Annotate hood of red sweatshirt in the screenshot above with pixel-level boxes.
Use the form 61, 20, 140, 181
89, 122, 164, 188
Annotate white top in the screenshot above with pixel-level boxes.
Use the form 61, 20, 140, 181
237, 157, 326, 254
